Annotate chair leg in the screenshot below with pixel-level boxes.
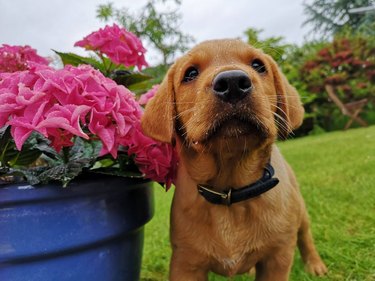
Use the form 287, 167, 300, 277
344, 108, 368, 130
344, 117, 355, 130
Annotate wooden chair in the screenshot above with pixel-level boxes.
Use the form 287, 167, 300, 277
325, 84, 368, 130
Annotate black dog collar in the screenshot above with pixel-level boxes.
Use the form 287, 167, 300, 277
197, 163, 279, 205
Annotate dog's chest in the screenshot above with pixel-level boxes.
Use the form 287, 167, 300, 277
208, 211, 267, 274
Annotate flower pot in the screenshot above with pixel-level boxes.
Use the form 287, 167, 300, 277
0, 175, 154, 281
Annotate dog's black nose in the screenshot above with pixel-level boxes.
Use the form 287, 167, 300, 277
212, 70, 252, 103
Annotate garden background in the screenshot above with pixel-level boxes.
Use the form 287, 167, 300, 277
1, 0, 374, 280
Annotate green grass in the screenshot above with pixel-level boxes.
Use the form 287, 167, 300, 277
141, 126, 375, 281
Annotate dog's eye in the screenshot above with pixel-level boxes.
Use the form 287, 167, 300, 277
251, 59, 266, 74
182, 66, 199, 82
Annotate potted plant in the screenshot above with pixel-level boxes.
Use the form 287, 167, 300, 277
0, 24, 176, 281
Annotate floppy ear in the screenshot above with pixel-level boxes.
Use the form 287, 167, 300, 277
141, 65, 176, 144
268, 57, 304, 138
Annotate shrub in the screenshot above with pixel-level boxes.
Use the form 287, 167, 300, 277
281, 32, 375, 133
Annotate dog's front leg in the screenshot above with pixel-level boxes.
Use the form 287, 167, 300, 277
254, 248, 295, 281
169, 249, 208, 281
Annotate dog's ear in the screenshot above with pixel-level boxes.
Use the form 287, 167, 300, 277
268, 56, 304, 139
141, 65, 176, 144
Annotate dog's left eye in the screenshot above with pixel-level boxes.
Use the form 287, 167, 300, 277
182, 66, 199, 82
251, 59, 266, 74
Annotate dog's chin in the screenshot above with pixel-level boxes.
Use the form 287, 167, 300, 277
200, 116, 270, 144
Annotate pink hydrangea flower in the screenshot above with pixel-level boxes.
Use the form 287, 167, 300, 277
127, 124, 178, 190
0, 64, 176, 186
0, 44, 49, 73
74, 24, 148, 70
138, 84, 159, 105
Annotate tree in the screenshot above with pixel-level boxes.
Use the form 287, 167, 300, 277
303, 0, 375, 38
97, 0, 194, 65
244, 28, 290, 62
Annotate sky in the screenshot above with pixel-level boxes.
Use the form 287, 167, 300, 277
0, 0, 314, 65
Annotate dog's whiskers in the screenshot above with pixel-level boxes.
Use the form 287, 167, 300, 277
273, 111, 295, 139
175, 107, 197, 120
260, 96, 302, 111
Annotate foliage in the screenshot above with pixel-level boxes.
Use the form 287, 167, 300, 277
281, 41, 326, 101
299, 31, 375, 130
0, 25, 177, 188
303, 0, 375, 38
97, 0, 194, 65
302, 35, 375, 99
244, 28, 291, 62
303, 0, 375, 36
280, 40, 329, 135
129, 64, 169, 95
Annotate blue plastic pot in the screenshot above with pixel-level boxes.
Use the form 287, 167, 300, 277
0, 175, 154, 281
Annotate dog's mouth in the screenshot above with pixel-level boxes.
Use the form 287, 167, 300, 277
202, 113, 269, 142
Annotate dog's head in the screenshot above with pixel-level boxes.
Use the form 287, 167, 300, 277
142, 39, 304, 152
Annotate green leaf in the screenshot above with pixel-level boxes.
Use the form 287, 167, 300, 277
128, 80, 156, 95
91, 158, 115, 169
53, 50, 106, 73
7, 166, 47, 185
35, 142, 60, 160
8, 137, 103, 186
0, 126, 12, 165
0, 126, 10, 143
111, 70, 152, 88
9, 149, 42, 166
11, 132, 58, 166
54, 51, 88, 66
0, 130, 44, 167
35, 158, 92, 187
69, 137, 101, 161
0, 126, 11, 150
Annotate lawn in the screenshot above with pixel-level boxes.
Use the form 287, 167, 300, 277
141, 126, 375, 281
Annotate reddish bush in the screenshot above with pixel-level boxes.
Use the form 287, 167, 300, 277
301, 35, 375, 103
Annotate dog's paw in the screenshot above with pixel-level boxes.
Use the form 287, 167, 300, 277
305, 258, 328, 276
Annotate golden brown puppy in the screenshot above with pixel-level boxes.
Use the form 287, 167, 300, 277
142, 39, 327, 281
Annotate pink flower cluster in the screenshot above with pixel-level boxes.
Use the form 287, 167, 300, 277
0, 44, 49, 73
75, 24, 148, 70
129, 124, 178, 189
138, 84, 159, 105
0, 64, 176, 187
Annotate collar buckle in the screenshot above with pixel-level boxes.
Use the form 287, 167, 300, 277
223, 188, 232, 206
198, 184, 233, 205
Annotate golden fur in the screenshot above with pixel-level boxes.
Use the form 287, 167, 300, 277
142, 39, 327, 280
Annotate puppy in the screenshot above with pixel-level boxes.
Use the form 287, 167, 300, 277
142, 39, 327, 281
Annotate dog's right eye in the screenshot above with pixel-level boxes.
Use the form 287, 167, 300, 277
251, 59, 266, 74
182, 66, 199, 83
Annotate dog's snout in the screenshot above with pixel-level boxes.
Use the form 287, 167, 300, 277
212, 70, 252, 103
